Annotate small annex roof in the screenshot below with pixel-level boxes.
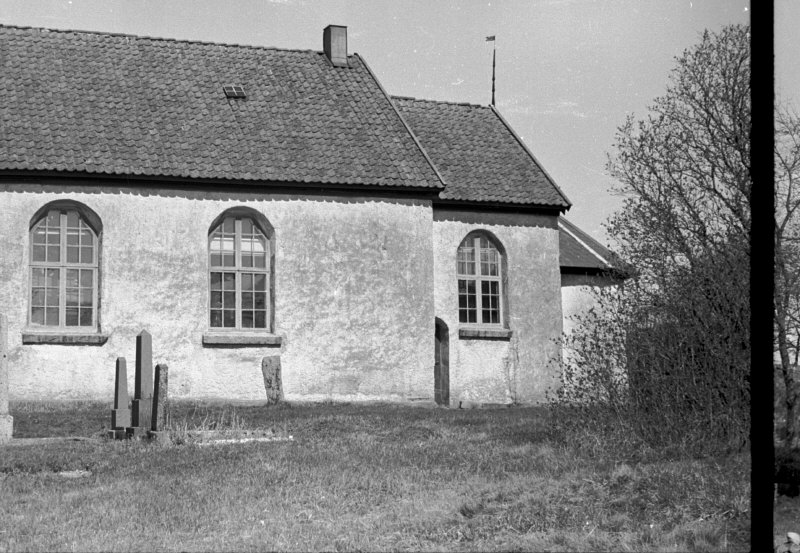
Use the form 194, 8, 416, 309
559, 216, 621, 273
393, 96, 571, 209
0, 25, 442, 190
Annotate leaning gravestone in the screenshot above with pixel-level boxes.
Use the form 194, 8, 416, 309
129, 330, 153, 437
0, 313, 13, 442
261, 356, 283, 404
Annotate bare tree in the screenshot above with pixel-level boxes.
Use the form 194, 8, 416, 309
554, 25, 751, 455
775, 103, 800, 448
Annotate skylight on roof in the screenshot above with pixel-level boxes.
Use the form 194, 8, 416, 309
223, 85, 246, 99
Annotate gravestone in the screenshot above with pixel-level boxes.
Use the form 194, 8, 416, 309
261, 356, 283, 404
151, 363, 169, 432
111, 357, 131, 428
108, 357, 131, 439
129, 330, 153, 436
0, 314, 13, 443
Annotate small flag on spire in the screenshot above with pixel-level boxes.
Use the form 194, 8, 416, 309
486, 35, 496, 41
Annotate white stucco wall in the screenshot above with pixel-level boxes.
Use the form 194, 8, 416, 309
560, 273, 623, 370
432, 210, 563, 406
0, 182, 435, 402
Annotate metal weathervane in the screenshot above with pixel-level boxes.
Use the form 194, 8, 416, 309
486, 35, 496, 106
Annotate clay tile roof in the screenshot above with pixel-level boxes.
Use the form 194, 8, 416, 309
558, 216, 619, 272
0, 25, 442, 189
393, 96, 571, 208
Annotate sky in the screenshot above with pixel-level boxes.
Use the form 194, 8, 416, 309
0, 1, 786, 245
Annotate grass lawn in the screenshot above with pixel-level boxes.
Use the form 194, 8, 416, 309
1, 401, 749, 551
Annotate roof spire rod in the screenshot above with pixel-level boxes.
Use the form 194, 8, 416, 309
486, 35, 496, 106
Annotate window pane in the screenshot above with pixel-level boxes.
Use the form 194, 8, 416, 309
46, 229, 59, 245
80, 270, 93, 288
66, 289, 79, 307
47, 246, 60, 262
32, 245, 46, 262
46, 269, 59, 288
80, 289, 92, 307
210, 310, 222, 327
67, 228, 79, 246
32, 269, 45, 287
242, 292, 253, 309
223, 273, 235, 289
254, 311, 266, 328
254, 292, 266, 309
222, 217, 235, 233
45, 287, 59, 307
210, 272, 222, 289
223, 253, 235, 267
81, 229, 94, 247
31, 288, 45, 306
79, 308, 92, 326
242, 273, 252, 290
210, 253, 222, 266
67, 246, 79, 263
241, 254, 253, 268
66, 269, 79, 288
241, 218, 253, 233
223, 310, 235, 327
66, 308, 79, 326
80, 246, 93, 264
31, 306, 44, 325
253, 254, 266, 269
45, 307, 59, 326
242, 311, 254, 328
223, 292, 235, 307
210, 291, 222, 309
253, 274, 266, 290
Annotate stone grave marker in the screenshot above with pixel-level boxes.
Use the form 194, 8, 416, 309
109, 357, 131, 439
149, 363, 169, 441
262, 356, 283, 404
129, 330, 153, 437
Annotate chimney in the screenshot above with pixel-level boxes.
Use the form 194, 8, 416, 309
323, 25, 348, 67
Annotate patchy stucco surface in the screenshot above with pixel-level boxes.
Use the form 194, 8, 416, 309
0, 183, 434, 402
432, 210, 563, 405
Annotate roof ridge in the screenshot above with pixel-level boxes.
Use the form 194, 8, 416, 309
0, 23, 329, 55
391, 95, 488, 109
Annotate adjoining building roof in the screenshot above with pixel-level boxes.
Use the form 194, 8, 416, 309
393, 97, 571, 209
0, 25, 443, 190
559, 216, 622, 273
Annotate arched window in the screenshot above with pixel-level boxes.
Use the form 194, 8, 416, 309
208, 208, 274, 331
457, 232, 505, 326
29, 202, 101, 330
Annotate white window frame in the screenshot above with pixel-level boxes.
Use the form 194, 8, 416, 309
208, 216, 271, 331
29, 209, 99, 331
457, 233, 505, 327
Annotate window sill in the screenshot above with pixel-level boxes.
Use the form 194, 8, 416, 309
22, 331, 109, 345
458, 328, 513, 341
202, 332, 282, 347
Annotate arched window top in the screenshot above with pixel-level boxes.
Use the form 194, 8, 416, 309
30, 200, 102, 235
208, 207, 273, 238
458, 230, 505, 256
